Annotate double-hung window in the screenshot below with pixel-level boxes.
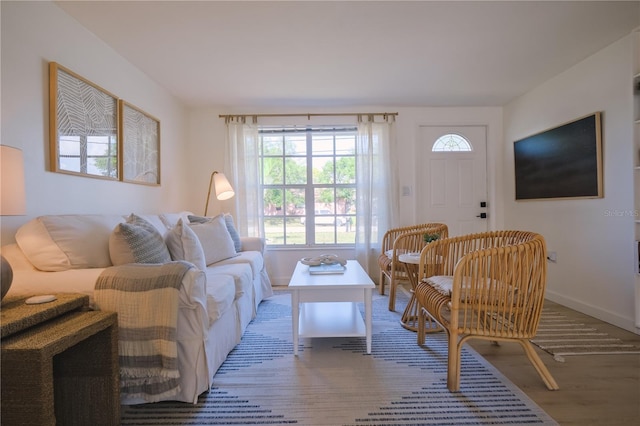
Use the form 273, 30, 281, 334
259, 126, 356, 247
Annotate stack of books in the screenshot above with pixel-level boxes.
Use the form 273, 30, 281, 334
308, 263, 347, 275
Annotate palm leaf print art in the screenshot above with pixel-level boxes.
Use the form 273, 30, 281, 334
52, 63, 118, 178
57, 69, 116, 137
122, 102, 160, 184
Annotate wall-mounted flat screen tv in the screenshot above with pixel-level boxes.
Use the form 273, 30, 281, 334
514, 112, 602, 201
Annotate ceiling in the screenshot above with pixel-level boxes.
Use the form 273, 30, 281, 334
55, 1, 639, 109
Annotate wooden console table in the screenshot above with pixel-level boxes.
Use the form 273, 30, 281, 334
1, 294, 120, 426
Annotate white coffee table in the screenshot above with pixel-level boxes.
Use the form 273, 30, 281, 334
289, 260, 375, 355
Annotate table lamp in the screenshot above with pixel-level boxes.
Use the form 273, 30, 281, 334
204, 171, 234, 216
1, 145, 26, 299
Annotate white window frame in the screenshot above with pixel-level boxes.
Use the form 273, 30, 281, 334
259, 126, 357, 247
432, 133, 473, 152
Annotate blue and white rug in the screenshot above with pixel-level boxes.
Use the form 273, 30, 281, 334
532, 307, 640, 362
121, 291, 558, 425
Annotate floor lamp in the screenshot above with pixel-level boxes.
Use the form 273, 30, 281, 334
1, 146, 26, 300
204, 171, 235, 216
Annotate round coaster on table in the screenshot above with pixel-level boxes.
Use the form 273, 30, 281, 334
25, 295, 57, 305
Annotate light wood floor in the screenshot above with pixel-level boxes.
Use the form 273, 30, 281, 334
466, 299, 640, 426
281, 284, 639, 424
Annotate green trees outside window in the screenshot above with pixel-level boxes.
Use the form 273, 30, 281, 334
260, 127, 356, 246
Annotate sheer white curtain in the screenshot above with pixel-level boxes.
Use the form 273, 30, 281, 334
355, 115, 399, 278
225, 118, 265, 238
225, 114, 398, 280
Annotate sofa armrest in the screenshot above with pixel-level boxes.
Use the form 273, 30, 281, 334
240, 236, 265, 254
94, 261, 207, 318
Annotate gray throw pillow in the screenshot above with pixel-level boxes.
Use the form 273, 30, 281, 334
109, 214, 172, 265
223, 214, 242, 252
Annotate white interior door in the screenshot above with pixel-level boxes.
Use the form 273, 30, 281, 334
416, 126, 488, 236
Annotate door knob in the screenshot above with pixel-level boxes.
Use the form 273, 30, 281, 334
476, 213, 487, 219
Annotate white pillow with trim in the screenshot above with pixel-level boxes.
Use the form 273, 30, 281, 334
189, 215, 237, 266
165, 218, 207, 271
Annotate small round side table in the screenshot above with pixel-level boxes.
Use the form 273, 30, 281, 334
398, 252, 443, 334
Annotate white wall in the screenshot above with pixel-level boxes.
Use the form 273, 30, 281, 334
185, 108, 234, 218
0, 1, 190, 245
187, 106, 503, 285
503, 34, 637, 332
394, 106, 504, 230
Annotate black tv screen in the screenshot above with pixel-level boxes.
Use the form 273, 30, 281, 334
514, 112, 602, 200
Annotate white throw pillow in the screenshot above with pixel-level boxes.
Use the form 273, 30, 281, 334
188, 213, 242, 252
165, 219, 207, 271
109, 214, 172, 266
15, 215, 125, 271
189, 215, 237, 266
159, 211, 194, 230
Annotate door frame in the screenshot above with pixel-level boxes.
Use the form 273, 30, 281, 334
415, 125, 490, 236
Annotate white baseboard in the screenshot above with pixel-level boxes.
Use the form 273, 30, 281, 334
545, 290, 640, 335
272, 276, 291, 287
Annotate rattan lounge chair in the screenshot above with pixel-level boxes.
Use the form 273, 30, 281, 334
377, 223, 448, 311
414, 230, 559, 392
387, 224, 449, 312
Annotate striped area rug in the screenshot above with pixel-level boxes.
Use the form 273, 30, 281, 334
532, 307, 640, 362
121, 292, 557, 425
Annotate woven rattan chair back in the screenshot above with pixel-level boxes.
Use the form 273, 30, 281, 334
376, 223, 448, 300
386, 224, 448, 311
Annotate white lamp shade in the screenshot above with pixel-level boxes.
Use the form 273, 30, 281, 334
0, 146, 26, 215
213, 172, 235, 201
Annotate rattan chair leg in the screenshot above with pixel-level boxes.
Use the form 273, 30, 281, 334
388, 279, 397, 311
519, 340, 560, 390
417, 308, 426, 345
447, 331, 461, 391
379, 271, 386, 295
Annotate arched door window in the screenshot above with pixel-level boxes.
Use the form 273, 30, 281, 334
432, 133, 472, 152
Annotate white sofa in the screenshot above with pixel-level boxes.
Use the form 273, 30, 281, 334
2, 211, 273, 404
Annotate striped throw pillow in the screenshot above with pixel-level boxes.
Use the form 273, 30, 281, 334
109, 214, 172, 265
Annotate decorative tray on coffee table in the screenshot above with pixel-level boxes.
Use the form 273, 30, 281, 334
301, 254, 347, 275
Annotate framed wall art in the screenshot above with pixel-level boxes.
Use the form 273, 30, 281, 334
119, 100, 161, 185
49, 62, 119, 180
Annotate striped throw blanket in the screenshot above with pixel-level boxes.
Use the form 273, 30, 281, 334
95, 261, 192, 402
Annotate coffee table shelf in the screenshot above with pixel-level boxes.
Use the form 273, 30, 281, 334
298, 302, 366, 338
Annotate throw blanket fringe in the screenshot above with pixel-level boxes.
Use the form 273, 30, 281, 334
95, 261, 192, 402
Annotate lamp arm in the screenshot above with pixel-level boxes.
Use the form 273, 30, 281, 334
204, 171, 218, 216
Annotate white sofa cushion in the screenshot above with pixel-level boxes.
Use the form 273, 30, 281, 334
189, 215, 237, 266
109, 214, 172, 266
206, 263, 253, 299
215, 251, 263, 280
205, 274, 236, 325
165, 219, 207, 271
15, 215, 125, 271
